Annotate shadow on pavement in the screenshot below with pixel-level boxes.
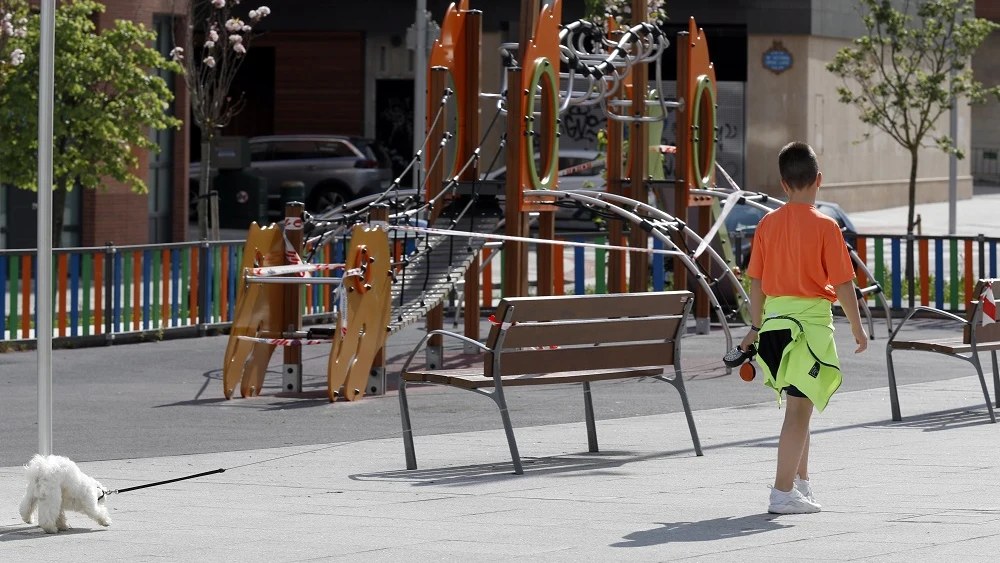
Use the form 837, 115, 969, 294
610, 515, 791, 547
0, 525, 106, 541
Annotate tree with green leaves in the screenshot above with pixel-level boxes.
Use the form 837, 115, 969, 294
172, 0, 270, 241
0, 0, 181, 246
0, 0, 29, 88
827, 0, 1000, 305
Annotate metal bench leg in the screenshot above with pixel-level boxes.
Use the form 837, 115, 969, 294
859, 298, 876, 341
992, 351, 999, 409
672, 368, 703, 457
971, 354, 997, 423
583, 382, 598, 453
398, 379, 418, 470
885, 345, 903, 421
492, 387, 523, 475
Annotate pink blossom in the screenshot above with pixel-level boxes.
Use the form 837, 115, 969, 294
11, 48, 24, 66
233, 43, 246, 54
224, 18, 242, 32
209, 29, 219, 42
169, 46, 184, 62
203, 40, 215, 50
242, 24, 251, 32
211, 0, 224, 8
256, 6, 270, 17
203, 55, 216, 68
228, 34, 242, 44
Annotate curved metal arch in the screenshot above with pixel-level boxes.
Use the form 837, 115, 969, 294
523, 190, 733, 354
561, 189, 750, 311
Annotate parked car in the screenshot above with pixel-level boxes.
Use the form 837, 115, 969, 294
725, 198, 858, 268
189, 135, 393, 221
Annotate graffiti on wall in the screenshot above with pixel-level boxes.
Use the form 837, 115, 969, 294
558, 81, 746, 189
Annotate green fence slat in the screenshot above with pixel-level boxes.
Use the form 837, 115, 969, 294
595, 237, 606, 295
874, 238, 884, 289
181, 248, 190, 323
82, 254, 91, 337
950, 238, 959, 310
8, 257, 18, 338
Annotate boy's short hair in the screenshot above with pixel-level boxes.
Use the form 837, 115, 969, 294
778, 142, 819, 190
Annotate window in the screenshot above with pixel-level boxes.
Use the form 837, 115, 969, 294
316, 141, 357, 158
269, 141, 319, 160
249, 142, 271, 161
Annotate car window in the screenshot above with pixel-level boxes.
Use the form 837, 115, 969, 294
269, 141, 320, 160
249, 142, 271, 162
725, 203, 768, 234
315, 140, 358, 158
351, 139, 391, 167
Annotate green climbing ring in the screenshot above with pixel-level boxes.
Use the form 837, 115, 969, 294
525, 57, 560, 191
691, 75, 717, 189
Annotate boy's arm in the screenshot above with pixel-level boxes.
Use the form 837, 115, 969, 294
739, 277, 765, 352
834, 281, 868, 353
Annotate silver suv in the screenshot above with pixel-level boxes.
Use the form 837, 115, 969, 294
190, 135, 393, 220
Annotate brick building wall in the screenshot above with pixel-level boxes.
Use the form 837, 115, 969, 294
81, 0, 189, 246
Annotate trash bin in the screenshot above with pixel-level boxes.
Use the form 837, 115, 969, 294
214, 169, 268, 229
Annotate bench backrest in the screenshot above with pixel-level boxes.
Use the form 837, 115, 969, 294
965, 279, 1000, 345
483, 291, 694, 378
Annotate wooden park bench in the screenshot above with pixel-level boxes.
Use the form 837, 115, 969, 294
886, 279, 1000, 423
397, 291, 703, 474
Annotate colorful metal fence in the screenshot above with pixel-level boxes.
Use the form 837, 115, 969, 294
4, 232, 998, 342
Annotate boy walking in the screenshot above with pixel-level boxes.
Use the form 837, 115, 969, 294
741, 142, 868, 514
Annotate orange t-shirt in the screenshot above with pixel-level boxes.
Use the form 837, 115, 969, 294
746, 202, 856, 302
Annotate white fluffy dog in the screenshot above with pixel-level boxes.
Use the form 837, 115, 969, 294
19, 454, 112, 533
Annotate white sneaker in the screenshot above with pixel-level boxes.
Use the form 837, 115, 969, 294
794, 477, 820, 507
768, 486, 822, 514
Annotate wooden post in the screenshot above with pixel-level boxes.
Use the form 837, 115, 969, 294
501, 0, 539, 300
426, 67, 448, 369
607, 119, 626, 294
673, 29, 691, 293
282, 201, 304, 393
462, 9, 483, 350
369, 204, 390, 394
503, 66, 528, 299
697, 204, 712, 332
627, 0, 649, 293
538, 213, 555, 295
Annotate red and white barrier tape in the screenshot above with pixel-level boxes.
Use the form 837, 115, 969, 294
249, 263, 346, 277
237, 336, 332, 346
387, 224, 684, 257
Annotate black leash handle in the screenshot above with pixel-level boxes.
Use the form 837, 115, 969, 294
110, 468, 225, 495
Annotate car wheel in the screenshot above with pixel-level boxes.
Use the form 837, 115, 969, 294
308, 185, 349, 214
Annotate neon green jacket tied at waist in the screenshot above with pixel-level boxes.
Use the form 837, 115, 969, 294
756, 296, 843, 412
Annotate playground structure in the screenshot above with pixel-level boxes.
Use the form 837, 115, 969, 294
220, 0, 892, 402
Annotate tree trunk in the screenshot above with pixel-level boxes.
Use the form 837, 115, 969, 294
51, 177, 69, 249
198, 138, 211, 240
905, 147, 918, 310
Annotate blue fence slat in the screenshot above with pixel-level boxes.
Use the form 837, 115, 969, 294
171, 249, 180, 327
0, 255, 6, 340
652, 237, 665, 291
991, 241, 997, 279
143, 250, 152, 330
934, 239, 944, 310
890, 237, 901, 309
574, 239, 585, 295
70, 254, 80, 337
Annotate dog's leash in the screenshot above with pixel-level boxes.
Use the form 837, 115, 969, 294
104, 468, 226, 496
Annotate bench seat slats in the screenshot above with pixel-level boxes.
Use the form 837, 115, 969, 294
403, 366, 664, 389
487, 342, 674, 376
499, 316, 682, 348
891, 338, 1000, 354
496, 292, 691, 323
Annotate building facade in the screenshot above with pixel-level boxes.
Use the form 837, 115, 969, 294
3, 0, 992, 249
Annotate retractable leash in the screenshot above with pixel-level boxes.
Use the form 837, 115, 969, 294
723, 343, 758, 382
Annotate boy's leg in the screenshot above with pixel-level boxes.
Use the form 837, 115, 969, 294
797, 432, 810, 482
774, 395, 813, 492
